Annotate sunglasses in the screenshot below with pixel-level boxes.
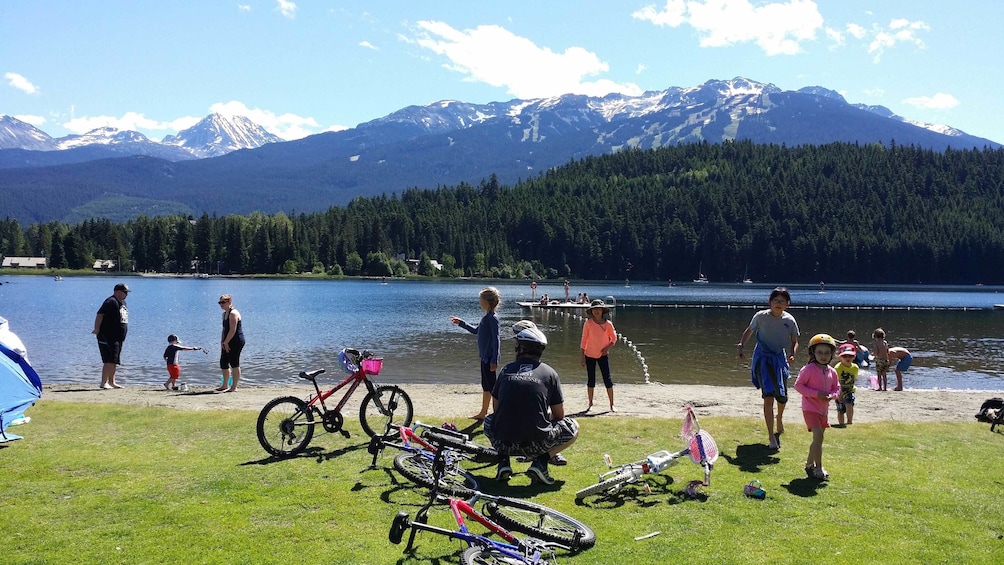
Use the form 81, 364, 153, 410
218, 300, 229, 304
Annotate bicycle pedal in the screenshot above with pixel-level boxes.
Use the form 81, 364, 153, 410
339, 430, 351, 438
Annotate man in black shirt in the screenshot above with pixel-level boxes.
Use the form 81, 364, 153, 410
93, 283, 130, 389
484, 321, 578, 485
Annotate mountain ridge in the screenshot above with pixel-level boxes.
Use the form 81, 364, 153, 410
1, 77, 999, 225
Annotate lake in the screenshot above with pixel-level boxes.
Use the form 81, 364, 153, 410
2, 275, 1004, 392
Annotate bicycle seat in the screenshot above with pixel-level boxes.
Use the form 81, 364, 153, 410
298, 369, 326, 381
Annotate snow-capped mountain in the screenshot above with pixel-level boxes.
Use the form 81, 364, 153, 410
57, 127, 158, 149
162, 113, 282, 158
2, 77, 999, 224
0, 115, 58, 150
0, 113, 281, 167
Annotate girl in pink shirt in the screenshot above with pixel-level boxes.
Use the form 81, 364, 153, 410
794, 333, 841, 480
580, 299, 618, 412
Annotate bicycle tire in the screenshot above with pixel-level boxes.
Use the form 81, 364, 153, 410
359, 385, 414, 438
392, 451, 479, 498
256, 396, 315, 457
422, 428, 499, 464
574, 469, 637, 500
484, 497, 596, 549
461, 545, 528, 565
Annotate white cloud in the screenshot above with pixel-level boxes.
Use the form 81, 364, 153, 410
636, 64, 647, 74
843, 18, 929, 63
5, 72, 39, 95
863, 87, 885, 97
237, 4, 251, 12
62, 112, 171, 135
845, 23, 866, 40
14, 114, 45, 126
359, 40, 377, 50
276, 0, 296, 19
209, 100, 319, 140
632, 0, 824, 56
903, 93, 959, 110
412, 21, 641, 99
60, 102, 320, 140
824, 27, 844, 48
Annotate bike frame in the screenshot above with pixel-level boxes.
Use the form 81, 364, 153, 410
399, 497, 552, 564
305, 366, 381, 415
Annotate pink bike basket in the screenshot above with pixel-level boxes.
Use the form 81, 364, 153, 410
362, 358, 383, 375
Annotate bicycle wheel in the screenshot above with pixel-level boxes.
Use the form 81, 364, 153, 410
574, 469, 637, 500
461, 545, 528, 565
359, 385, 413, 438
422, 428, 499, 464
484, 497, 595, 550
392, 451, 478, 498
256, 396, 315, 457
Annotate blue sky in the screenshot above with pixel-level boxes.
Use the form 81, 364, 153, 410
3, 1, 1001, 144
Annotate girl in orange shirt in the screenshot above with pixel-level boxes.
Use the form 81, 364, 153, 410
580, 299, 618, 412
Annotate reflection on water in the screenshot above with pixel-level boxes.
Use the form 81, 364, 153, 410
2, 276, 1003, 391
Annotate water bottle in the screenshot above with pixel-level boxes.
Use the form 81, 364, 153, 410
603, 453, 613, 467
645, 450, 676, 473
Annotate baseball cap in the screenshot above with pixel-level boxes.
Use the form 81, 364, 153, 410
114, 283, 131, 293
838, 343, 856, 357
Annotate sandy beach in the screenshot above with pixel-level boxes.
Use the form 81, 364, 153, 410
39, 382, 998, 423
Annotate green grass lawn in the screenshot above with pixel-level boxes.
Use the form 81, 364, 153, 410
3, 402, 1003, 564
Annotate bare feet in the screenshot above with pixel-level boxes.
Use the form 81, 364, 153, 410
225, 388, 238, 393
214, 386, 227, 392
100, 383, 113, 390
110, 383, 123, 389
470, 414, 487, 420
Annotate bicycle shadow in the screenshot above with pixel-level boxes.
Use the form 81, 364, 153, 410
574, 474, 674, 509
239, 440, 369, 466
720, 443, 781, 473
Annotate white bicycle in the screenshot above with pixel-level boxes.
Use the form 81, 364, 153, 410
575, 405, 719, 500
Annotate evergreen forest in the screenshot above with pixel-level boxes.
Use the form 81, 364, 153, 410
2, 140, 1004, 284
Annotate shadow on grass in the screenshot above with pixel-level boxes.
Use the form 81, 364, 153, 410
780, 477, 828, 497
574, 474, 674, 509
239, 440, 369, 466
721, 443, 781, 473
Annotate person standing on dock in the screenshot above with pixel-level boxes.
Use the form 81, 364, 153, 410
737, 287, 800, 451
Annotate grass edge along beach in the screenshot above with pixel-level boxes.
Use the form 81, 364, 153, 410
3, 399, 1003, 564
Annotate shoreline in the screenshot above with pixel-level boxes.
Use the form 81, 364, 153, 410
38, 382, 998, 423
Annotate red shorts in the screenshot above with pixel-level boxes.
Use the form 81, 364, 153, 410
166, 364, 181, 379
802, 410, 829, 431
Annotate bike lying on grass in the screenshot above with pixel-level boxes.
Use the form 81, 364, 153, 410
368, 421, 497, 498
575, 405, 719, 500
389, 449, 596, 564
256, 348, 412, 457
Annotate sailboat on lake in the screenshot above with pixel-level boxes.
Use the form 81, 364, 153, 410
693, 262, 709, 283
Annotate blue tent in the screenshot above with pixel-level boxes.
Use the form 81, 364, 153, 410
0, 341, 42, 442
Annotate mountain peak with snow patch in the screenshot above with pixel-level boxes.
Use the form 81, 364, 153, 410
162, 113, 282, 158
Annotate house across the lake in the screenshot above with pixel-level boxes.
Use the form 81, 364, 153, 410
1, 256, 49, 269
93, 259, 116, 271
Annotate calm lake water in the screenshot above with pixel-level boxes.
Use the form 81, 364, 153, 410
2, 275, 1004, 392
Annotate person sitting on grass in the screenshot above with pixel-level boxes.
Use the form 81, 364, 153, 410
483, 321, 578, 486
